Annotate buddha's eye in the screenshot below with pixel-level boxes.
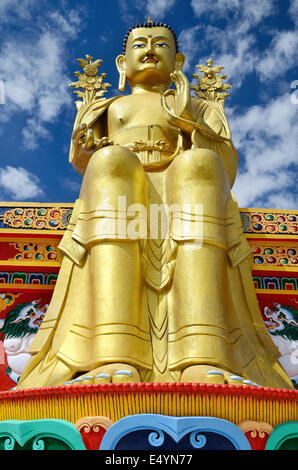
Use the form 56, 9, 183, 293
155, 43, 168, 48
132, 43, 146, 48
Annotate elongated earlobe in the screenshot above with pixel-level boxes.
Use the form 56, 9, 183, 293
118, 70, 127, 91
116, 54, 127, 92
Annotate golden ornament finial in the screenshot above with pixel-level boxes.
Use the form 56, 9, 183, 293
147, 16, 153, 24
69, 54, 111, 105
191, 58, 232, 105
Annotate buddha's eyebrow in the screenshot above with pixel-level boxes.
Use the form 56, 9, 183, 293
132, 36, 169, 42
153, 36, 169, 41
132, 37, 147, 42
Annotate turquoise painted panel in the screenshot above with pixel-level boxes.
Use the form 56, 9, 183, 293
0, 419, 86, 450
265, 421, 298, 450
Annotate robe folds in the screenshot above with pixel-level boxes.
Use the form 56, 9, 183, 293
17, 96, 293, 389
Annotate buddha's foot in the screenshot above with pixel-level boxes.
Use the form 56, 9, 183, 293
180, 365, 260, 386
140, 368, 180, 383
64, 363, 140, 386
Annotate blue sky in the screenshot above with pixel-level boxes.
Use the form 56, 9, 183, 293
0, 0, 297, 209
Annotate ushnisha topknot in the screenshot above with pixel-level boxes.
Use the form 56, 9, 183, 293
122, 20, 179, 54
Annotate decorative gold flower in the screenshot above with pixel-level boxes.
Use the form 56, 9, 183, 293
83, 63, 99, 76
191, 58, 232, 103
69, 54, 111, 103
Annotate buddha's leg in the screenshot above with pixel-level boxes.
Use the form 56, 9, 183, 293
166, 149, 252, 384
68, 145, 151, 384
18, 146, 152, 387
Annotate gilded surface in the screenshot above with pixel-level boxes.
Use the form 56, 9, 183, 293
17, 22, 293, 389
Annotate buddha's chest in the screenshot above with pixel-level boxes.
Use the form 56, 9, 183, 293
107, 94, 171, 133
106, 94, 180, 170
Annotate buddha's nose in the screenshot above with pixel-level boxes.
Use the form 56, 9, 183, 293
146, 38, 154, 53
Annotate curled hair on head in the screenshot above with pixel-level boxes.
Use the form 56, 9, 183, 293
122, 20, 179, 54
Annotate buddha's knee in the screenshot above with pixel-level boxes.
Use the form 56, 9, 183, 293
174, 149, 227, 185
86, 145, 144, 180
81, 146, 147, 205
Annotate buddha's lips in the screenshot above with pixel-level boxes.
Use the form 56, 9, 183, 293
143, 56, 158, 63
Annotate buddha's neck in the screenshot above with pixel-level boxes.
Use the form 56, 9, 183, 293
131, 83, 169, 95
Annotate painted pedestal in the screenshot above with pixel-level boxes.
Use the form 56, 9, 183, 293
0, 203, 297, 451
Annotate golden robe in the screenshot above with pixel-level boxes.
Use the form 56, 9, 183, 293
17, 95, 293, 389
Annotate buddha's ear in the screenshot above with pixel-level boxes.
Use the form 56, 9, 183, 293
116, 54, 126, 73
175, 52, 185, 71
116, 55, 127, 92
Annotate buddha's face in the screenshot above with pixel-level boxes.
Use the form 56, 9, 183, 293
117, 27, 185, 88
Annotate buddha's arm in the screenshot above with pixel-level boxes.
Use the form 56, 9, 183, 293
70, 118, 111, 175
191, 98, 238, 187
161, 72, 238, 187
69, 98, 117, 175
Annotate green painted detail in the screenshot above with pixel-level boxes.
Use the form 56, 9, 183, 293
278, 438, 298, 450
252, 276, 262, 289
280, 277, 298, 290
265, 421, 298, 450
46, 273, 58, 284
0, 419, 86, 451
37, 209, 47, 216
11, 272, 27, 283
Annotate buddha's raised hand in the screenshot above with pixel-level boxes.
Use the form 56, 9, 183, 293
161, 70, 194, 133
171, 71, 194, 120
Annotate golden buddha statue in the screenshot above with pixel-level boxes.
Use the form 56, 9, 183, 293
17, 21, 293, 389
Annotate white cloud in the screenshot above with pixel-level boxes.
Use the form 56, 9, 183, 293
0, 9, 82, 149
190, 0, 276, 25
118, 0, 136, 25
230, 92, 298, 209
256, 30, 298, 81
48, 9, 82, 40
263, 191, 297, 210
60, 177, 82, 194
289, 0, 298, 25
180, 0, 298, 89
178, 24, 257, 85
191, 0, 238, 17
209, 33, 256, 87
119, 0, 176, 24
145, 0, 176, 18
22, 119, 51, 150
0, 166, 44, 200
0, 0, 37, 21
1, 32, 71, 115
178, 26, 201, 72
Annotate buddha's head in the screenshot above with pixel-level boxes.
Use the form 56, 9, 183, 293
116, 20, 185, 91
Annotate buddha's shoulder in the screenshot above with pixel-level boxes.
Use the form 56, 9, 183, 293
108, 93, 153, 115
107, 94, 131, 111
109, 93, 140, 105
